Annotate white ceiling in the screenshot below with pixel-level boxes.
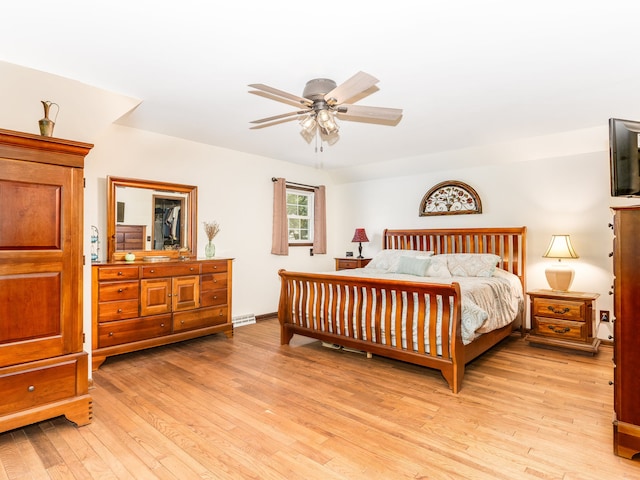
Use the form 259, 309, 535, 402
3, 1, 640, 170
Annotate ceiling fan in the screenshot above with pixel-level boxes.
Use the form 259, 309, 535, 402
248, 71, 402, 147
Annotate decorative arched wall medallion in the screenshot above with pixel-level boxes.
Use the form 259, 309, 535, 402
419, 180, 482, 216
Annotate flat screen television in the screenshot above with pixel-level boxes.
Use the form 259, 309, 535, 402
610, 118, 640, 197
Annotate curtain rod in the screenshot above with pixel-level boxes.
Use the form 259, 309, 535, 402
271, 177, 319, 189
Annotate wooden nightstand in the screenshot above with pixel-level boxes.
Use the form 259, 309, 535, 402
335, 257, 371, 271
525, 289, 600, 354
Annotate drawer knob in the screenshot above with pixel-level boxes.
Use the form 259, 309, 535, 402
118, 288, 123, 293
190, 267, 195, 271
160, 323, 165, 327
117, 308, 122, 313
28, 385, 35, 392
150, 269, 155, 273
219, 312, 224, 316
609, 380, 614, 386
181, 320, 185, 324
109, 332, 114, 336
547, 306, 570, 315
118, 271, 123, 276
547, 325, 570, 334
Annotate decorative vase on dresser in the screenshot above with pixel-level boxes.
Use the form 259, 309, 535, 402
611, 205, 640, 459
0, 128, 93, 432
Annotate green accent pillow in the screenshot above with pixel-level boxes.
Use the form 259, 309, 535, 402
396, 256, 431, 276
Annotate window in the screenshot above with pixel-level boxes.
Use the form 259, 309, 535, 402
286, 187, 314, 245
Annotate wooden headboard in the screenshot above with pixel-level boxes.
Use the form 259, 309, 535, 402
383, 227, 527, 290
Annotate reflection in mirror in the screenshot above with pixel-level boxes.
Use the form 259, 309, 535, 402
106, 176, 197, 262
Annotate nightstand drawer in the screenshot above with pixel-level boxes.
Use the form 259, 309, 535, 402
532, 298, 585, 321
533, 317, 586, 340
339, 259, 359, 269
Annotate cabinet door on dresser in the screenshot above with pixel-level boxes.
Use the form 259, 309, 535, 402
612, 206, 640, 459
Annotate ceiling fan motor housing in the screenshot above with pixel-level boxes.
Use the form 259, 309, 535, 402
302, 78, 337, 101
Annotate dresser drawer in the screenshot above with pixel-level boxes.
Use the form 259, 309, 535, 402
98, 299, 139, 322
173, 306, 229, 332
0, 361, 77, 415
201, 288, 227, 307
201, 261, 228, 274
201, 272, 228, 291
98, 281, 139, 302
533, 317, 586, 340
141, 263, 200, 278
97, 266, 139, 281
98, 315, 172, 348
532, 298, 585, 321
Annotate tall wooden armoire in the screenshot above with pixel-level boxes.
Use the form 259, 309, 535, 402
0, 129, 93, 432
611, 205, 640, 459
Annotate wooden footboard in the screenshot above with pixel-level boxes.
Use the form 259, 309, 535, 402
278, 270, 466, 393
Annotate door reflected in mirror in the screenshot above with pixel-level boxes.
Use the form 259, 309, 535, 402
106, 176, 197, 262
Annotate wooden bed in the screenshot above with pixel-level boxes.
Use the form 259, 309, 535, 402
277, 227, 526, 393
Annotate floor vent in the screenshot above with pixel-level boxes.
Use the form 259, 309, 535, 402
232, 314, 256, 327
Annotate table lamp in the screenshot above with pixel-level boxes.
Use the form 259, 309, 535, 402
351, 228, 369, 259
542, 234, 578, 291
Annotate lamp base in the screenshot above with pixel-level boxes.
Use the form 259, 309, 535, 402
357, 242, 363, 259
545, 264, 574, 292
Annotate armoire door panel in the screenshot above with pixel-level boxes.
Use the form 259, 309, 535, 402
0, 272, 61, 343
0, 180, 61, 249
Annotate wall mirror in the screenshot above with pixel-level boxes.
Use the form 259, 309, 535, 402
106, 176, 198, 262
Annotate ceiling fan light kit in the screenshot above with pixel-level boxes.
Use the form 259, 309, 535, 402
249, 71, 402, 149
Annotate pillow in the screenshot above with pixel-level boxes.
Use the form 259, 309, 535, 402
365, 249, 434, 272
424, 255, 452, 277
445, 254, 501, 277
395, 256, 431, 276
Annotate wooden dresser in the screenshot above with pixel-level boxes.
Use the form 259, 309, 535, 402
611, 206, 640, 459
0, 129, 93, 433
115, 224, 146, 251
91, 258, 233, 369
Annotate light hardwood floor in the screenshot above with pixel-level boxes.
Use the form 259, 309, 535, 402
0, 318, 638, 479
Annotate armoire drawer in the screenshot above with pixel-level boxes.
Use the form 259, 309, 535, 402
0, 361, 77, 415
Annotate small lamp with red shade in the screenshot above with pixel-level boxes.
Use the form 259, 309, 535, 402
351, 228, 369, 259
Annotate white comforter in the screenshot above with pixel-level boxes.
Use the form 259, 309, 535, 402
330, 267, 524, 345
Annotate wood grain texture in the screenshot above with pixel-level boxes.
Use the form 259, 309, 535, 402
0, 318, 638, 478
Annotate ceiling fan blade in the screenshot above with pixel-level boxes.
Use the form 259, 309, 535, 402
325, 71, 379, 105
248, 83, 313, 107
249, 90, 308, 109
250, 110, 310, 124
337, 104, 403, 121
249, 115, 302, 130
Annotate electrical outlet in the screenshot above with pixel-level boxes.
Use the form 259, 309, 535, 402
600, 310, 610, 322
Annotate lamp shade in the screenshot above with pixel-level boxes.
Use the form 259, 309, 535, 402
542, 235, 579, 259
543, 235, 578, 291
351, 228, 369, 243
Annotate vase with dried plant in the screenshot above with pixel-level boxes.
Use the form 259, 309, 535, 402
203, 221, 220, 258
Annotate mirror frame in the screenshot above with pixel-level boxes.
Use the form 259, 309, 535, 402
106, 176, 198, 262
